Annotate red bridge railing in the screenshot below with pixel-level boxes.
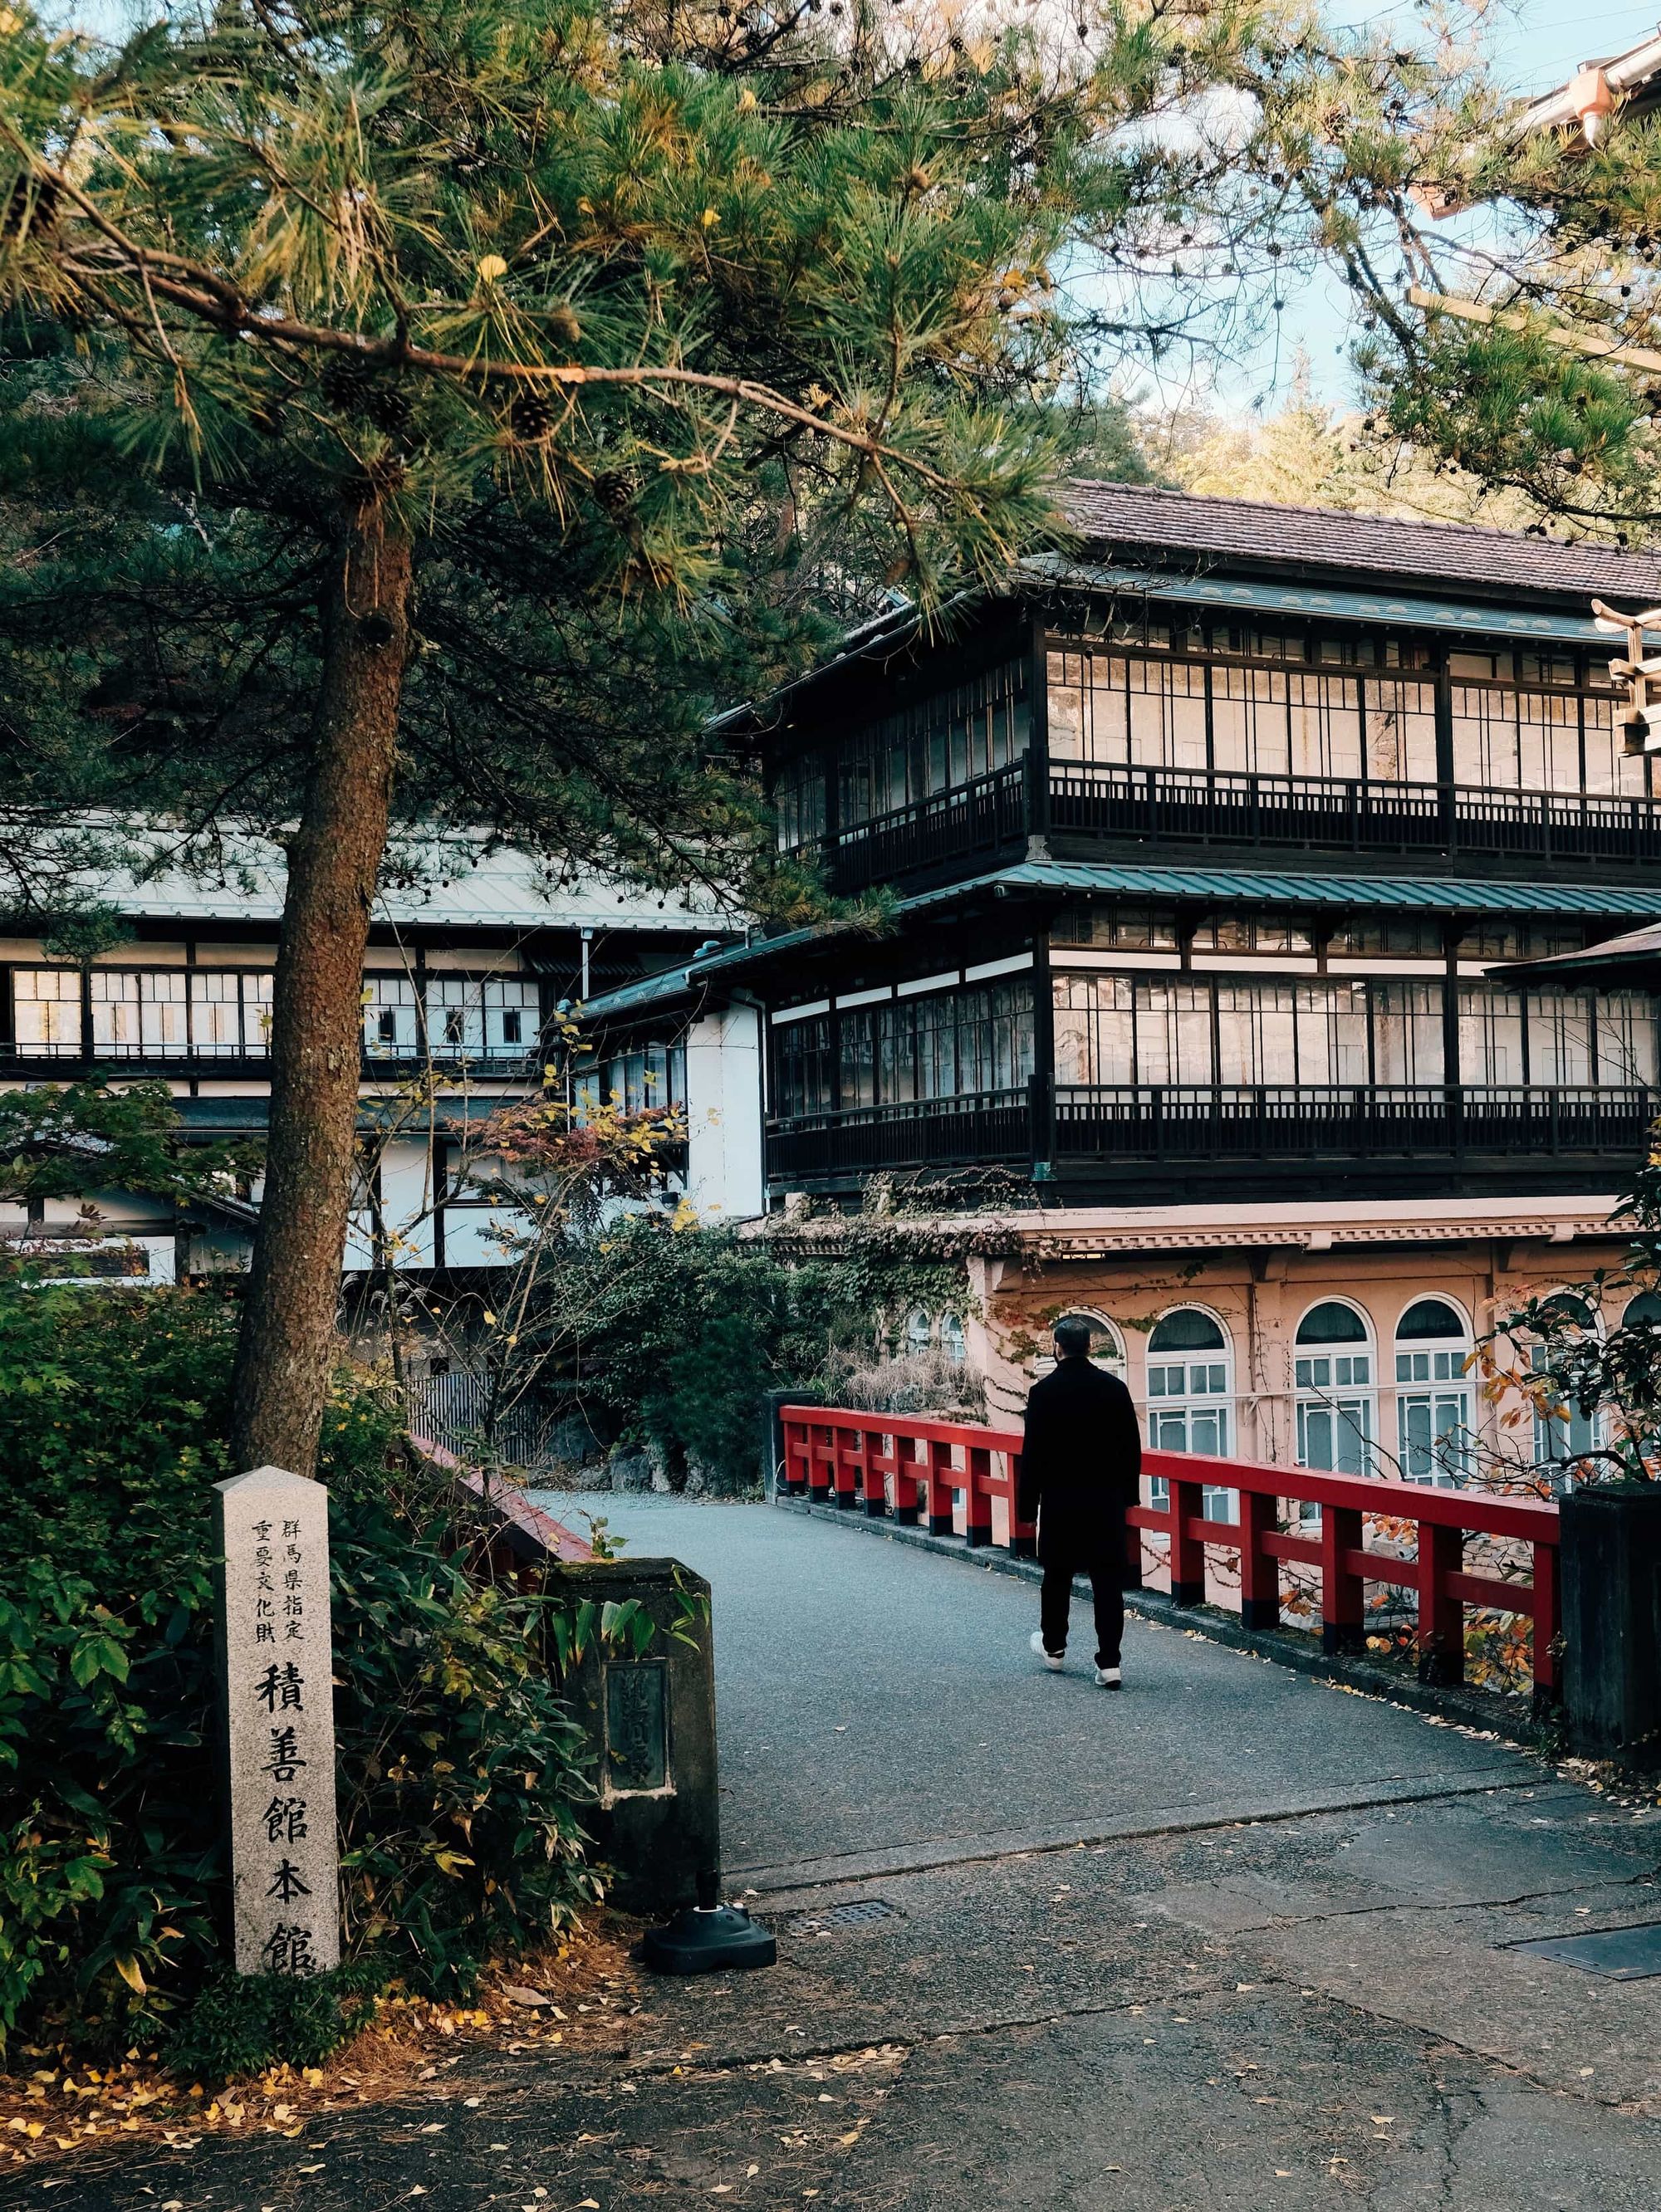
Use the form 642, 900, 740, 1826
777, 1404, 1561, 1705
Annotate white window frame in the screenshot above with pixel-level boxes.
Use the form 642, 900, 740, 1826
1294, 1299, 1377, 1481
1394, 1296, 1474, 1487
1145, 1305, 1234, 1520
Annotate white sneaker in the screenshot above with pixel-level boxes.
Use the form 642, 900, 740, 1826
1030, 1630, 1065, 1671
1094, 1665, 1122, 1690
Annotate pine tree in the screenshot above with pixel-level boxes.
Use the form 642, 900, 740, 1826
1250, 17, 1661, 547
0, 0, 1285, 1476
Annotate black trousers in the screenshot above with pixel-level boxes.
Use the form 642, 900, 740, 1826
1039, 1543, 1125, 1669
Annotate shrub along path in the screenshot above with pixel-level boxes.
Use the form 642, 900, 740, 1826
31, 1492, 1661, 2212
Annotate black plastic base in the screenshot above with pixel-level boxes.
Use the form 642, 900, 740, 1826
639, 1902, 777, 1975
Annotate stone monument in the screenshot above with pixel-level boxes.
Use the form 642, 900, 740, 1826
214, 1466, 341, 1975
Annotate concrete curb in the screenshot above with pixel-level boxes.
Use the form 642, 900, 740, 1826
772, 1494, 1557, 1752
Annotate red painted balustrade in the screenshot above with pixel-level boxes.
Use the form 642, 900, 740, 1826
777, 1404, 1561, 1704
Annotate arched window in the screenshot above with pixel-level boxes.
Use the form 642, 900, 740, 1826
1032, 1309, 1125, 1379
1394, 1297, 1472, 1485
1623, 1289, 1661, 1328
1530, 1292, 1602, 1480
939, 1313, 968, 1365
1147, 1308, 1232, 1456
904, 1308, 933, 1358
1295, 1300, 1375, 1477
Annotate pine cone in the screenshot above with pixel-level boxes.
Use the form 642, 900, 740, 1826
510, 389, 557, 442
364, 380, 413, 436
594, 468, 635, 517
319, 353, 377, 414
1, 172, 59, 243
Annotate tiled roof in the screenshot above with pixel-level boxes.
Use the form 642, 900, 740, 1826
1492, 917, 1661, 981
1061, 482, 1661, 605
44, 820, 726, 934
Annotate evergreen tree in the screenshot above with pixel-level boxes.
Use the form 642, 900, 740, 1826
1251, 16, 1661, 546
0, 0, 1282, 1475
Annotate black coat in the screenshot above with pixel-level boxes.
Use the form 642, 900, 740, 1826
1017, 1357, 1142, 1565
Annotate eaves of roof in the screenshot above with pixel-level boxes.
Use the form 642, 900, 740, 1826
1490, 917, 1661, 985
581, 861, 1661, 1026
1026, 558, 1619, 648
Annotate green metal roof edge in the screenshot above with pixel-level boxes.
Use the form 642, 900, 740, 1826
1024, 557, 1613, 648
995, 861, 1661, 915
582, 861, 1661, 1024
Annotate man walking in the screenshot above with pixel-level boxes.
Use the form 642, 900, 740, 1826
1017, 1317, 1142, 1687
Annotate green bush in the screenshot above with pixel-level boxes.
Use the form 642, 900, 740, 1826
164, 1957, 387, 2080
0, 1280, 597, 2066
530, 1214, 965, 1489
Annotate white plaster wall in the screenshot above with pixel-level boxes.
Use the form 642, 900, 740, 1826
684, 1004, 764, 1221
441, 1205, 531, 1268
346, 1136, 436, 1269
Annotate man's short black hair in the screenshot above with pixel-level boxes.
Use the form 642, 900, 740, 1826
1053, 1317, 1094, 1358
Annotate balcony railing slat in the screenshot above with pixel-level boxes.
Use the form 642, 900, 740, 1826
768, 1082, 1655, 1180
791, 759, 1661, 888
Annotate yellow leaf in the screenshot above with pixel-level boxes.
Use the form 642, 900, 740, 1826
113, 1955, 146, 1995
477, 255, 509, 282
700, 207, 721, 229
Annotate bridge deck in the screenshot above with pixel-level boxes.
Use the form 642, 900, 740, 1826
529, 1490, 1531, 1884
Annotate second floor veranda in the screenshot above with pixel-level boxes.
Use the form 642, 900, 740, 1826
763, 949, 1661, 1201
772, 623, 1661, 893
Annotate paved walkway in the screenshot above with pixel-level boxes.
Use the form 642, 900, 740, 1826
532, 1491, 1531, 1884
41, 1492, 1661, 2212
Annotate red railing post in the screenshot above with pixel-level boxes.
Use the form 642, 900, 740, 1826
833, 1422, 860, 1510
894, 1433, 924, 1526
1417, 1519, 1465, 1686
1169, 1475, 1206, 1606
782, 1417, 807, 1498
1237, 1488, 1279, 1632
964, 1444, 993, 1548
806, 1416, 831, 1502
1320, 1504, 1365, 1655
1009, 1450, 1037, 1559
1532, 1536, 1562, 1713
926, 1439, 954, 1535
862, 1422, 889, 1519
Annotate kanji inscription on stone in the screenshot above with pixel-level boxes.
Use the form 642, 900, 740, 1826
215, 1465, 340, 1976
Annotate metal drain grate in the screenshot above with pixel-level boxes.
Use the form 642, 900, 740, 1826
1512, 1921, 1661, 1981
782, 1898, 902, 1934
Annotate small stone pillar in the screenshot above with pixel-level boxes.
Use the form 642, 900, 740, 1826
548, 1557, 718, 1916
1561, 1488, 1661, 1768
214, 1466, 341, 1975
763, 1387, 820, 1498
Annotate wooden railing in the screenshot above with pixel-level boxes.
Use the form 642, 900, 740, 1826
777, 1405, 1561, 1705
782, 761, 1661, 888
767, 1079, 1653, 1183
1050, 761, 1661, 864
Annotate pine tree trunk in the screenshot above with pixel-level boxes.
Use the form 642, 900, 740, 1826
230, 494, 412, 1476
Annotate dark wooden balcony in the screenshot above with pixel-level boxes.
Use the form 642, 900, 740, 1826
813, 763, 1026, 890
765, 1085, 1031, 1182
0, 1040, 544, 1082
767, 1079, 1656, 1191
802, 761, 1661, 890
1050, 1081, 1656, 1162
